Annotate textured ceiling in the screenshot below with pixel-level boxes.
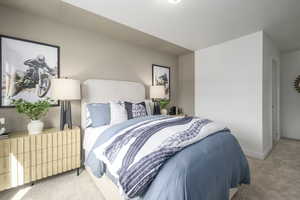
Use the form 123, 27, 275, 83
62, 0, 300, 52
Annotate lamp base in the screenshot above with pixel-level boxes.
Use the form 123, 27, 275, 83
60, 100, 72, 130
153, 101, 161, 115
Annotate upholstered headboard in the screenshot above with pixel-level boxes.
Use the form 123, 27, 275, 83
81, 79, 146, 129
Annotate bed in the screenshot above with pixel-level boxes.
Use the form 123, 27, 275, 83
81, 79, 250, 200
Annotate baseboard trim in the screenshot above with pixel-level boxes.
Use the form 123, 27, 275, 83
243, 149, 265, 160
262, 143, 273, 159
243, 145, 272, 160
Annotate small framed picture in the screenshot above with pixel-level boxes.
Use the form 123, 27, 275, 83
152, 64, 170, 100
0, 35, 60, 107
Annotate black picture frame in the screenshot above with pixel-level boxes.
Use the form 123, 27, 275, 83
0, 35, 60, 108
152, 64, 171, 100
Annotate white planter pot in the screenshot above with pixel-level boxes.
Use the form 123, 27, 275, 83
161, 108, 168, 115
27, 120, 44, 135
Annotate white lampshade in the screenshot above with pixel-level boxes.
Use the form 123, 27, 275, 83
150, 86, 165, 99
51, 78, 81, 100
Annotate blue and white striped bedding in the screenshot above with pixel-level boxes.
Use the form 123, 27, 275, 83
85, 115, 250, 200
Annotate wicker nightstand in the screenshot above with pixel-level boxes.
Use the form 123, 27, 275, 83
0, 127, 81, 192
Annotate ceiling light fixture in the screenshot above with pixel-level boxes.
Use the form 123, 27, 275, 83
168, 0, 181, 4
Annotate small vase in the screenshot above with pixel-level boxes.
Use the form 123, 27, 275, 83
161, 108, 168, 115
27, 120, 44, 135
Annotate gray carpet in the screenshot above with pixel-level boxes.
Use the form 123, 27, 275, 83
233, 139, 300, 200
0, 139, 299, 200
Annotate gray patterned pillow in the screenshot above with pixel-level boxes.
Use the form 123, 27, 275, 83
124, 102, 148, 119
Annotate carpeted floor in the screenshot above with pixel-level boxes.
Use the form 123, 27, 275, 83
233, 139, 300, 200
0, 139, 299, 200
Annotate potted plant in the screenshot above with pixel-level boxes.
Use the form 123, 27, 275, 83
159, 99, 170, 115
12, 99, 52, 135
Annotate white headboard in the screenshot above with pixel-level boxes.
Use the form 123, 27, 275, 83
81, 79, 146, 129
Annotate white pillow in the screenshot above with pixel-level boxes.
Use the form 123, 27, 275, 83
110, 101, 128, 125
144, 99, 154, 115
86, 108, 93, 128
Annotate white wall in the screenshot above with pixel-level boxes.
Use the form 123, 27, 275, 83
281, 50, 300, 140
195, 31, 266, 159
178, 53, 195, 115
262, 34, 280, 153
195, 31, 280, 159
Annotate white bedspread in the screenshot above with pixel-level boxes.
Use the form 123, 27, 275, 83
83, 126, 111, 154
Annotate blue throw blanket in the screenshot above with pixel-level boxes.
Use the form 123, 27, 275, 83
85, 116, 250, 200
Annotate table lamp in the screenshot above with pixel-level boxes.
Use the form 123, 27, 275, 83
150, 85, 165, 115
51, 78, 81, 130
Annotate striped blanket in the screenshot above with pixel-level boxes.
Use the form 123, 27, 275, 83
93, 116, 228, 199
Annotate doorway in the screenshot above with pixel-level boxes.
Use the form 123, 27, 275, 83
272, 59, 280, 145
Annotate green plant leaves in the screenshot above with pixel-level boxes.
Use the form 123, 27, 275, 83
12, 99, 52, 120
159, 99, 170, 109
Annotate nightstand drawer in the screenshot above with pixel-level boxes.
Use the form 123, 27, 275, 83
53, 147, 58, 161
0, 140, 9, 157
0, 157, 9, 174
57, 146, 63, 160
0, 173, 10, 191
52, 133, 58, 147
0, 127, 81, 192
24, 152, 30, 168
48, 162, 53, 176
24, 167, 30, 184
47, 148, 53, 162
36, 135, 42, 150
17, 138, 24, 154
10, 139, 18, 155
24, 137, 30, 153
57, 159, 63, 173
53, 160, 58, 175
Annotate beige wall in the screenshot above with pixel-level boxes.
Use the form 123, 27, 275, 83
178, 53, 195, 115
0, 6, 179, 132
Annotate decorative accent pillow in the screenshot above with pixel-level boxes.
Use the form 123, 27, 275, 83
109, 101, 128, 125
130, 100, 153, 115
87, 103, 110, 127
124, 101, 148, 119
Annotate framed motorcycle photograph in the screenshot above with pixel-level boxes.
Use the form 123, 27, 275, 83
0, 35, 60, 107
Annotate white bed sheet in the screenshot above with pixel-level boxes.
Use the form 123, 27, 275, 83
83, 125, 111, 154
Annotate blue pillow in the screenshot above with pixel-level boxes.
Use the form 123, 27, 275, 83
87, 103, 110, 127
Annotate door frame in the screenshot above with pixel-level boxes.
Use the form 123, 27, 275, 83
271, 57, 281, 145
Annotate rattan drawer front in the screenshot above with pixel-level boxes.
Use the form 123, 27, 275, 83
53, 160, 58, 175
0, 173, 10, 191
0, 140, 9, 157
24, 138, 30, 153
36, 165, 42, 180
0, 127, 81, 192
24, 167, 30, 184
0, 156, 9, 174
